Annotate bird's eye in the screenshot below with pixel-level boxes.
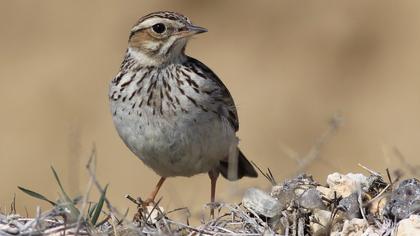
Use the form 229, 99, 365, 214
152, 23, 166, 34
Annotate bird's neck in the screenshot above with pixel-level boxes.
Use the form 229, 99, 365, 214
127, 47, 187, 68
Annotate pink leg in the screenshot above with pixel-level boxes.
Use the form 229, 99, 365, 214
145, 177, 166, 205
208, 170, 219, 218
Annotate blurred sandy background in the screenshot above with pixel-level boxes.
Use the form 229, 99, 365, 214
1, 1, 420, 219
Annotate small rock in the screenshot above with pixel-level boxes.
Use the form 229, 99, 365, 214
116, 226, 144, 236
271, 174, 318, 208
310, 209, 332, 236
368, 196, 387, 217
363, 225, 382, 236
0, 224, 19, 235
146, 206, 165, 224
384, 178, 420, 221
327, 173, 368, 198
339, 192, 361, 219
316, 186, 335, 200
340, 218, 368, 236
299, 188, 325, 210
396, 215, 420, 236
243, 188, 282, 218
271, 185, 295, 207
346, 173, 369, 188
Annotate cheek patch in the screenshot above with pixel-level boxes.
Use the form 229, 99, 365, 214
159, 37, 178, 55
144, 41, 161, 51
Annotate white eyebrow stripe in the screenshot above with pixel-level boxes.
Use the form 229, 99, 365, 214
131, 17, 186, 33
132, 18, 170, 32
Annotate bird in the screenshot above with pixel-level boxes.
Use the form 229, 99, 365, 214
109, 11, 258, 215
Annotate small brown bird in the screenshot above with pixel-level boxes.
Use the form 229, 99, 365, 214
109, 11, 257, 215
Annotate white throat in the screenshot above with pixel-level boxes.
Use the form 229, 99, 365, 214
128, 39, 188, 67
128, 47, 159, 66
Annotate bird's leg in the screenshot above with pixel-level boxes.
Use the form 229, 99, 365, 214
208, 169, 220, 218
133, 177, 166, 223
143, 177, 166, 206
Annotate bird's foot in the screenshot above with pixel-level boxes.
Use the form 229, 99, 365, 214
133, 197, 162, 223
127, 195, 155, 223
208, 201, 221, 219
140, 197, 155, 207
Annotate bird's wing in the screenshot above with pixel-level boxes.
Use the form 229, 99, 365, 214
185, 56, 239, 132
185, 57, 258, 180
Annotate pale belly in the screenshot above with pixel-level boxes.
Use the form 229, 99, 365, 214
112, 105, 238, 177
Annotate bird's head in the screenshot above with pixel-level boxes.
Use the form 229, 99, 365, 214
127, 11, 207, 66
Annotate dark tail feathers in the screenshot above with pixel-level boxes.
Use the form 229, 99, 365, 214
218, 149, 258, 181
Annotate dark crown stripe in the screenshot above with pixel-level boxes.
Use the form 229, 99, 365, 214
130, 11, 191, 39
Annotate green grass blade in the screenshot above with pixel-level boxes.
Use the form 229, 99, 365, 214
50, 166, 72, 202
90, 184, 108, 226
50, 166, 80, 222
88, 203, 98, 218
18, 186, 56, 206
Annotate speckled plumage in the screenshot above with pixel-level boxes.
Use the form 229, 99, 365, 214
109, 11, 257, 184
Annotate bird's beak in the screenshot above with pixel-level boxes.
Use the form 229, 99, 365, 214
177, 24, 208, 37
187, 24, 208, 34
